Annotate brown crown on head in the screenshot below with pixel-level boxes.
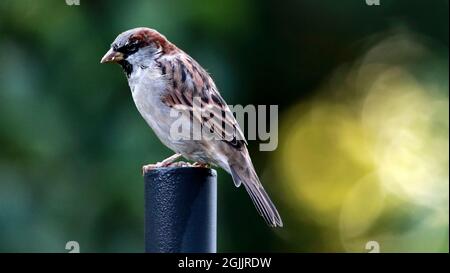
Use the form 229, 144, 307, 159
129, 28, 176, 54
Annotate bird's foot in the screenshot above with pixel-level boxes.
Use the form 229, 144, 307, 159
142, 153, 184, 175
142, 158, 209, 175
142, 161, 196, 175
192, 162, 210, 168
142, 162, 165, 175
142, 161, 190, 175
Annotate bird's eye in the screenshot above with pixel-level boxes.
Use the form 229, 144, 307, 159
119, 41, 140, 55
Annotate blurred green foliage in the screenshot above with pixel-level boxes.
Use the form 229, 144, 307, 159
0, 0, 448, 252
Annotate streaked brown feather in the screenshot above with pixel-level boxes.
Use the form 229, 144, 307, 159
160, 54, 247, 147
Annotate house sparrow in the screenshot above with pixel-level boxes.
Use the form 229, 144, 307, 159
101, 27, 282, 227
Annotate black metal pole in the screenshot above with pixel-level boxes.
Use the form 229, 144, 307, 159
144, 167, 217, 253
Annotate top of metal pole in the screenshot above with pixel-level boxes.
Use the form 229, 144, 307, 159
144, 167, 217, 253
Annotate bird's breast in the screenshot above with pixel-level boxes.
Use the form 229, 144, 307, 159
128, 67, 174, 143
126, 66, 216, 161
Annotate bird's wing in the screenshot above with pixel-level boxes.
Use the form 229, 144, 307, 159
157, 53, 283, 227
158, 53, 247, 148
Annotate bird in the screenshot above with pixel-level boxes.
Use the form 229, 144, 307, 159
100, 27, 282, 227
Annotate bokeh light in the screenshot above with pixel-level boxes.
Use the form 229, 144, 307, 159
276, 29, 449, 252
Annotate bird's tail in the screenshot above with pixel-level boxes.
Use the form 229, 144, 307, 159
229, 159, 283, 227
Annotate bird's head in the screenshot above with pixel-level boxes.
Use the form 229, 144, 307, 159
100, 27, 175, 76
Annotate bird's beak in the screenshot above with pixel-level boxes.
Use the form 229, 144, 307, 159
100, 48, 124, 64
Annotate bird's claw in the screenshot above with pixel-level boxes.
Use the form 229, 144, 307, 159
142, 161, 174, 175
142, 162, 163, 176
141, 161, 192, 175
192, 162, 210, 168
142, 161, 210, 175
